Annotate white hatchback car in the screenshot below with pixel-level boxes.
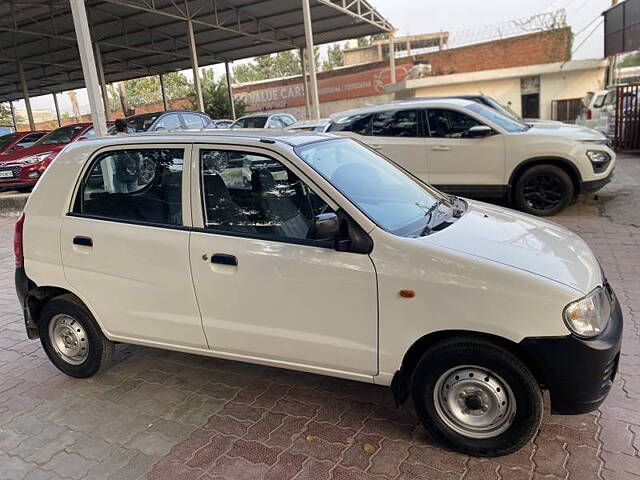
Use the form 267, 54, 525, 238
328, 99, 615, 216
15, 131, 621, 457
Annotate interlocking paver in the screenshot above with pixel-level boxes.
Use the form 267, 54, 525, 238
1, 155, 640, 479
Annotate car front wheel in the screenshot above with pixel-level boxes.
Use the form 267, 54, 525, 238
513, 165, 574, 216
412, 337, 542, 457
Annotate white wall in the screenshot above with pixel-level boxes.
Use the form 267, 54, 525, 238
539, 68, 606, 119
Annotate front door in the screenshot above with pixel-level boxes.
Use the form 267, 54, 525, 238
424, 108, 506, 191
189, 145, 378, 376
60, 145, 208, 349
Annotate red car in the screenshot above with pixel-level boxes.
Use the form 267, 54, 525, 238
0, 131, 49, 156
0, 123, 102, 190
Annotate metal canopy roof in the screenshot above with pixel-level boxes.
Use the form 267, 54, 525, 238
0, 0, 392, 103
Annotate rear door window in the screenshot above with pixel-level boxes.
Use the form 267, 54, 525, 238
154, 114, 182, 131
182, 113, 205, 129
371, 109, 419, 137
328, 114, 372, 135
75, 148, 184, 226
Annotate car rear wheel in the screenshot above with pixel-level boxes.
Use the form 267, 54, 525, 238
411, 337, 542, 457
40, 294, 113, 378
513, 165, 574, 216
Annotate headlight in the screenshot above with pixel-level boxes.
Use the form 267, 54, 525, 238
20, 152, 53, 164
563, 287, 612, 338
586, 150, 611, 173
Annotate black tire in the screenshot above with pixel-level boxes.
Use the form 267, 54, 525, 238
411, 337, 542, 457
39, 294, 113, 378
513, 164, 574, 216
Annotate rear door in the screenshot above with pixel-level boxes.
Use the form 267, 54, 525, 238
60, 144, 207, 348
424, 108, 506, 191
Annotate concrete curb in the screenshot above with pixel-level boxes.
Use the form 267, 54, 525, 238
0, 192, 29, 214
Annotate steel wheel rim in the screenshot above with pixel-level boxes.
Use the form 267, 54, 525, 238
49, 314, 89, 365
522, 174, 565, 211
433, 366, 516, 439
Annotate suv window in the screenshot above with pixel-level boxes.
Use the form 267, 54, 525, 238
268, 117, 285, 128
154, 114, 182, 131
200, 149, 332, 240
76, 148, 184, 225
328, 114, 372, 135
371, 109, 419, 137
427, 109, 481, 138
280, 115, 295, 126
182, 113, 205, 129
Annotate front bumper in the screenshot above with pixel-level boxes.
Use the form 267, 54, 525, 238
581, 171, 614, 193
520, 285, 622, 415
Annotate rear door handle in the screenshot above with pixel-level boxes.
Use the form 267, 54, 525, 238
211, 253, 237, 266
73, 236, 93, 247
431, 146, 451, 151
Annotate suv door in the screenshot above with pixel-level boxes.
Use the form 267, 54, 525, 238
189, 144, 378, 376
425, 108, 506, 192
60, 145, 208, 348
366, 108, 429, 182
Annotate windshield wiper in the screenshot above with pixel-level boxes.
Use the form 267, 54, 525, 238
448, 194, 465, 218
419, 201, 442, 236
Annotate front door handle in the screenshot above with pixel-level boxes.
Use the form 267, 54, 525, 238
73, 236, 93, 247
211, 253, 237, 266
431, 146, 451, 151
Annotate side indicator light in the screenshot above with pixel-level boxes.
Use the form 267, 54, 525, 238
399, 289, 415, 298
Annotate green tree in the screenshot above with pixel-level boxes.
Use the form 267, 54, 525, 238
0, 103, 12, 125
197, 69, 246, 119
233, 48, 320, 83
322, 43, 344, 71
107, 72, 192, 112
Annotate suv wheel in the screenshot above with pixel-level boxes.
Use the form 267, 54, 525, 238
40, 295, 114, 378
513, 165, 574, 216
412, 337, 542, 457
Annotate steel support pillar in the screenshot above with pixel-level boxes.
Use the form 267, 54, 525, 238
159, 74, 169, 111
9, 101, 17, 131
187, 20, 204, 113
389, 32, 396, 84
299, 48, 311, 119
52, 92, 61, 127
69, 0, 108, 136
302, 0, 320, 119
18, 64, 35, 130
224, 61, 236, 120
93, 43, 110, 121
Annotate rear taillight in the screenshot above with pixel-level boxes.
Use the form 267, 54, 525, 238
587, 109, 593, 120
14, 213, 25, 266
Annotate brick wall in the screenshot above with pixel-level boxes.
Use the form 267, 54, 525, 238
420, 27, 572, 76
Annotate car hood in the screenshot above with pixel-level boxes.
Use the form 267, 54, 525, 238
525, 123, 606, 140
0, 144, 63, 164
423, 200, 601, 294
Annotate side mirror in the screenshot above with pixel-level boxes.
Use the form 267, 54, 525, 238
12, 145, 24, 151
311, 213, 340, 241
466, 125, 493, 138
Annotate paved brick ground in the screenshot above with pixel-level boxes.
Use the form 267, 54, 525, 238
1, 156, 639, 479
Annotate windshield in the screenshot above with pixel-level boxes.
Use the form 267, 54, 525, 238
232, 116, 268, 128
467, 103, 528, 133
0, 134, 18, 150
33, 125, 84, 146
295, 138, 445, 237
126, 114, 160, 132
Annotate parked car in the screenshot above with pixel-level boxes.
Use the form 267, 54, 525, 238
327, 98, 616, 216
231, 113, 296, 129
124, 110, 213, 132
16, 130, 620, 457
0, 123, 102, 190
0, 131, 49, 156
286, 118, 330, 132
576, 90, 609, 130
210, 119, 234, 129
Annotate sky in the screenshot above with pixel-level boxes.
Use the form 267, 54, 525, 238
16, 0, 612, 116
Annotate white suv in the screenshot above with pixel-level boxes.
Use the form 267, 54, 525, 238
328, 98, 615, 216
15, 131, 621, 457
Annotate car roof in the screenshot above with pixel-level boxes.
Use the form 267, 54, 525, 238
64, 129, 336, 149
330, 98, 475, 120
